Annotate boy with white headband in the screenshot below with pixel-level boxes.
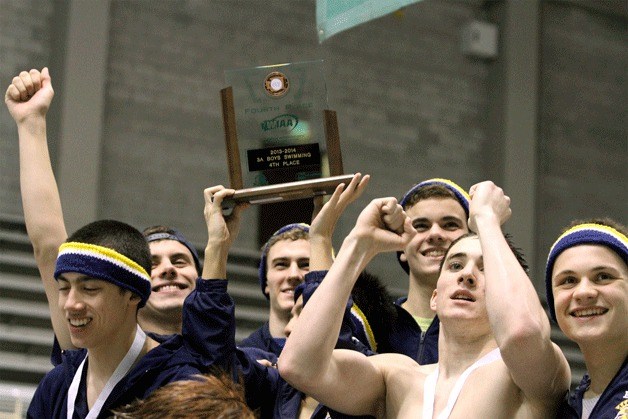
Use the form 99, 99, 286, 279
545, 219, 627, 419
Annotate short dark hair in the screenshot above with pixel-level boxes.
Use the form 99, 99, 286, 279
68, 220, 151, 275
142, 225, 201, 275
439, 232, 529, 274
402, 184, 460, 211
112, 373, 256, 418
351, 271, 398, 353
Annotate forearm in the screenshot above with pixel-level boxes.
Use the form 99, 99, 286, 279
17, 117, 71, 349
477, 214, 569, 397
308, 234, 334, 271
183, 279, 236, 369
279, 233, 371, 384
202, 242, 229, 279
476, 214, 550, 345
18, 118, 67, 250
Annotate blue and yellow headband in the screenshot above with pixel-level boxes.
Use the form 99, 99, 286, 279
545, 223, 628, 322
54, 242, 152, 307
399, 178, 470, 215
398, 178, 470, 274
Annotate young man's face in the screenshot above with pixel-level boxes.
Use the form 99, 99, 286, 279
402, 197, 468, 281
552, 244, 627, 345
58, 273, 137, 350
146, 240, 198, 315
430, 236, 489, 328
265, 239, 310, 315
283, 295, 304, 338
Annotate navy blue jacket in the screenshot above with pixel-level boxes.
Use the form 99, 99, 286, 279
28, 279, 236, 418
557, 357, 627, 419
384, 296, 440, 365
240, 321, 286, 357
225, 272, 373, 418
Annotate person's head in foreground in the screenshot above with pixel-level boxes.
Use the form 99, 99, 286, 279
54, 219, 151, 350
112, 373, 256, 419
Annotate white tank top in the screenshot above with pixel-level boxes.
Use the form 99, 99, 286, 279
422, 348, 502, 419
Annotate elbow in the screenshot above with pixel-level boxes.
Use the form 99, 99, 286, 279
277, 355, 304, 388
499, 314, 551, 351
31, 239, 62, 265
278, 352, 321, 393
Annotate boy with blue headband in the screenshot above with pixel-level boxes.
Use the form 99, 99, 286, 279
25, 220, 206, 417
545, 219, 627, 419
141, 225, 202, 336
240, 222, 312, 355
280, 181, 570, 418
5, 67, 201, 349
6, 68, 236, 417
387, 178, 471, 364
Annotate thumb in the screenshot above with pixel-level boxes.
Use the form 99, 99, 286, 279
41, 67, 52, 89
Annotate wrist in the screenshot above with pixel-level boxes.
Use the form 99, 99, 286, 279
309, 234, 332, 247
17, 116, 47, 135
471, 212, 501, 231
340, 231, 375, 269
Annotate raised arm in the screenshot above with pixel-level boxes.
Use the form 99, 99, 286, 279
279, 197, 414, 415
309, 173, 369, 270
5, 68, 72, 349
181, 185, 247, 368
469, 181, 570, 401
202, 185, 246, 279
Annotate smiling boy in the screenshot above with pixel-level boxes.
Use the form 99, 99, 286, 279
387, 179, 470, 364
240, 223, 311, 355
545, 220, 628, 419
141, 226, 201, 335
280, 181, 570, 418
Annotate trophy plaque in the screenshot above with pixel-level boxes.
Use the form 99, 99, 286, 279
221, 60, 353, 213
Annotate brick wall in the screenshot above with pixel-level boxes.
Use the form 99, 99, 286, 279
0, 0, 54, 216
99, 0, 491, 287
536, 2, 627, 277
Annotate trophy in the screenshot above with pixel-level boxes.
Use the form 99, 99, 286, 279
220, 60, 353, 213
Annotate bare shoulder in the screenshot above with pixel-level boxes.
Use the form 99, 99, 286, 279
370, 353, 432, 417
369, 353, 430, 387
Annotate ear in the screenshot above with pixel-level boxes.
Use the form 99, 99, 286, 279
429, 289, 438, 311
264, 284, 270, 296
399, 252, 407, 263
128, 292, 141, 306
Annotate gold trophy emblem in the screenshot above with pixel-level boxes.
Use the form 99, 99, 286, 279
264, 71, 289, 97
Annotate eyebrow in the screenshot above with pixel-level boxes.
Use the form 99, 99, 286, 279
270, 256, 310, 262
555, 265, 617, 276
152, 252, 191, 260
446, 252, 467, 261
57, 274, 97, 283
445, 251, 483, 264
412, 215, 464, 223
